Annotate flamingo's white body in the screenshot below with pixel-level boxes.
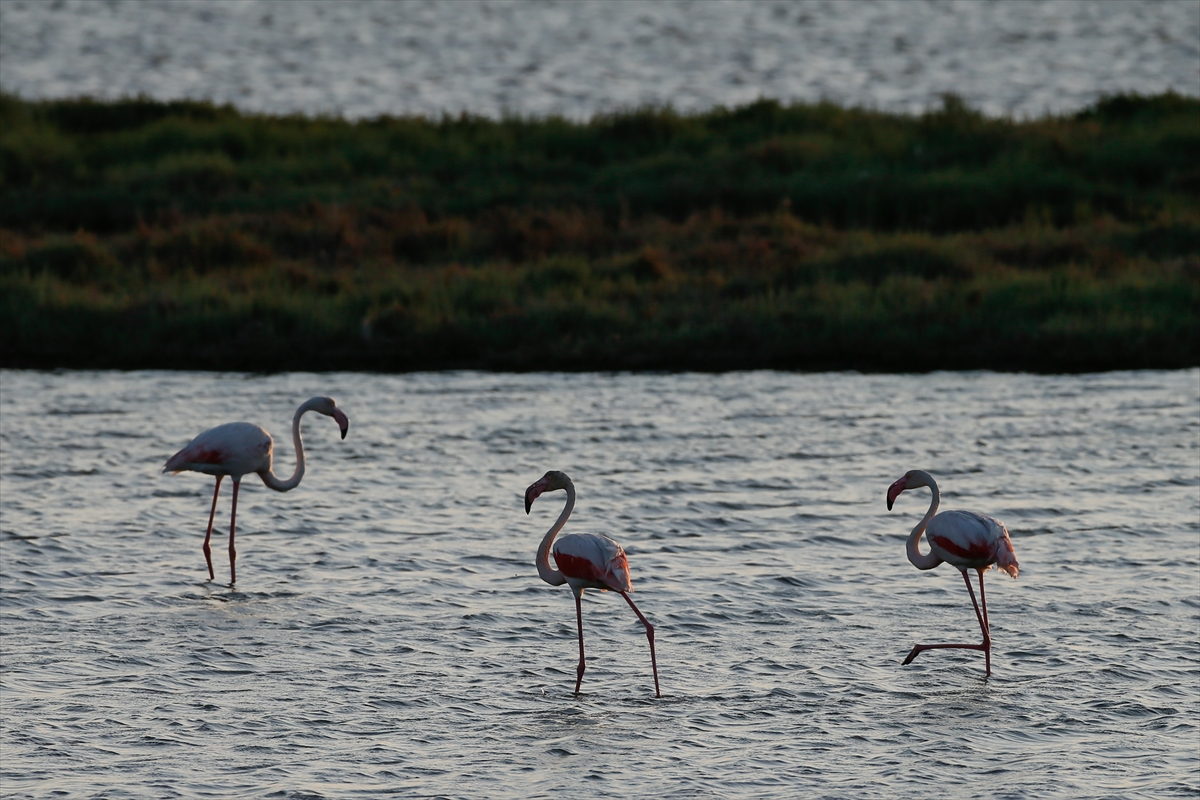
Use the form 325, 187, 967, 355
888, 469, 1019, 676
163, 396, 349, 584
525, 470, 661, 698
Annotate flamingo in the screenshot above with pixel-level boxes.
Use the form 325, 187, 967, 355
524, 470, 661, 698
887, 469, 1019, 677
162, 396, 349, 584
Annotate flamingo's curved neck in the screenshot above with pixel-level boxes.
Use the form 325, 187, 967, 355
536, 483, 573, 587
260, 400, 315, 492
907, 476, 943, 571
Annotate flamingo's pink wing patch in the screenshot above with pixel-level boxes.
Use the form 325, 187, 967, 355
554, 551, 607, 584
189, 447, 226, 465
929, 535, 993, 561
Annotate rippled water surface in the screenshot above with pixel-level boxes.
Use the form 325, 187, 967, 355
2, 0, 1198, 118
1, 369, 1198, 798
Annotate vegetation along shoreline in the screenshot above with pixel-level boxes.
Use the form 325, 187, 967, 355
1, 92, 1196, 372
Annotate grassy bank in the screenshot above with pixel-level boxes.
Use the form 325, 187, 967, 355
1, 92, 1197, 371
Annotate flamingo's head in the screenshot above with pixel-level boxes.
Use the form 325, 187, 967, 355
887, 470, 932, 510
525, 470, 572, 513
309, 396, 350, 439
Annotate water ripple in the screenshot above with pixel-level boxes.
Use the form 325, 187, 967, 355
0, 369, 1197, 799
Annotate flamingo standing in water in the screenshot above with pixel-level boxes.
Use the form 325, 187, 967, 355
887, 470, 1019, 676
162, 396, 349, 584
525, 470, 661, 698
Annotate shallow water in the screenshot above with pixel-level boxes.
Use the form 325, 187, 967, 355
1, 369, 1197, 798
2, 0, 1198, 119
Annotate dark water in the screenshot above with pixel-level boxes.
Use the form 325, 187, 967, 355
1, 369, 1197, 798
1, 0, 1197, 119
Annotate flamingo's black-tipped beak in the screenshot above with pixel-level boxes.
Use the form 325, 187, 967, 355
524, 479, 548, 514
886, 476, 907, 511
333, 409, 349, 440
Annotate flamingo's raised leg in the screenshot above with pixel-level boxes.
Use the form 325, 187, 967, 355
902, 569, 993, 677
202, 476, 223, 581
228, 478, 240, 585
620, 591, 661, 698
573, 591, 586, 694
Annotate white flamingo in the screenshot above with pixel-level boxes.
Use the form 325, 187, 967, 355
163, 396, 349, 584
888, 470, 1019, 676
525, 470, 661, 697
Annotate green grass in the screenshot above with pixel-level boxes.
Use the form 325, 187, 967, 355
1, 92, 1196, 372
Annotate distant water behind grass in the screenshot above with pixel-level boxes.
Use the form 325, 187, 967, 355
1, 92, 1197, 372
3, 0, 1197, 120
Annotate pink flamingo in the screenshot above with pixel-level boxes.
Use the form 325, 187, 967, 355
162, 396, 349, 584
525, 470, 661, 698
887, 470, 1019, 677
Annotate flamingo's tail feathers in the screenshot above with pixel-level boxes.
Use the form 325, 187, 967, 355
993, 530, 1020, 579
605, 551, 634, 594
163, 450, 188, 474
163, 442, 227, 475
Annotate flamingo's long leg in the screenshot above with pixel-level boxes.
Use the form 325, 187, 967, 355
901, 570, 992, 677
573, 591, 586, 694
202, 476, 223, 581
977, 569, 991, 634
963, 569, 989, 643
620, 591, 661, 698
228, 478, 240, 585
976, 569, 991, 676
